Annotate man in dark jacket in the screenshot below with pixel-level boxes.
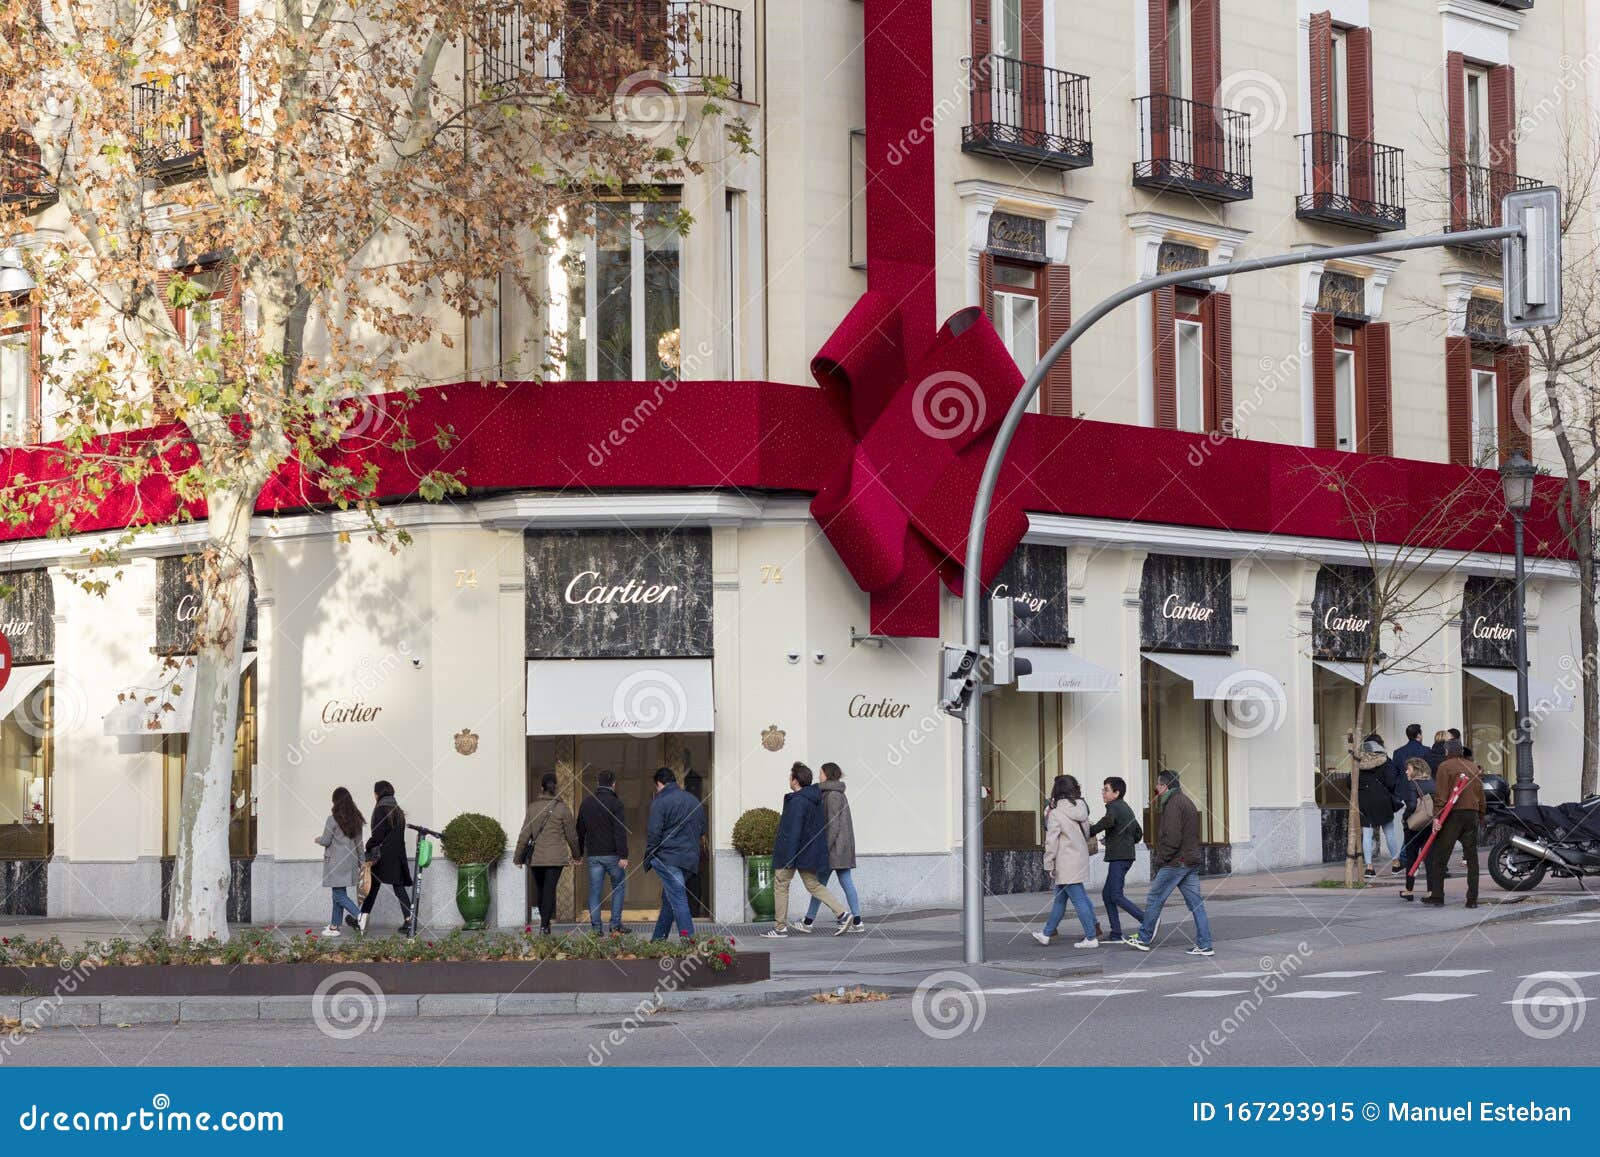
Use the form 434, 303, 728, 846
1090, 776, 1145, 941
577, 770, 630, 934
1125, 770, 1213, 956
1423, 742, 1485, 908
644, 767, 705, 940
762, 763, 847, 937
1393, 724, 1431, 782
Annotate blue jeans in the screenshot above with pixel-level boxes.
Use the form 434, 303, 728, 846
651, 862, 695, 941
1364, 816, 1402, 866
1041, 882, 1096, 940
330, 886, 360, 927
805, 869, 861, 921
1136, 865, 1212, 950
1101, 859, 1145, 939
586, 855, 626, 929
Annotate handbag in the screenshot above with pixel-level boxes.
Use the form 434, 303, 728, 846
1406, 794, 1436, 832
357, 860, 373, 904
1077, 817, 1100, 857
520, 804, 555, 864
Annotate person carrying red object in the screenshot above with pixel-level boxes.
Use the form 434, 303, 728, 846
1419, 741, 1486, 908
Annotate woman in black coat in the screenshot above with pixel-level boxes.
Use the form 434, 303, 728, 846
358, 780, 414, 934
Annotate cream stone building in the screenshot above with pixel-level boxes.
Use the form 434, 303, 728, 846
0, 0, 1594, 928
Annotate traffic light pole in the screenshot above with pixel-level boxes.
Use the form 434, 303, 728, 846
958, 222, 1525, 966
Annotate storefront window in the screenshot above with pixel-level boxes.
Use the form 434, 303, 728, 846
0, 676, 51, 858
981, 684, 1063, 848
1312, 668, 1374, 808
162, 665, 257, 859
1141, 659, 1228, 845
1464, 675, 1515, 780
558, 199, 682, 382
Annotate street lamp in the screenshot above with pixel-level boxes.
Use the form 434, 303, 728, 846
1499, 448, 1538, 808
0, 249, 35, 295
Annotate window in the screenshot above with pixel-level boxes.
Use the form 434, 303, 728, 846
0, 676, 51, 859
1329, 27, 1348, 138
997, 0, 1023, 61
1473, 363, 1498, 464
162, 665, 256, 859
558, 198, 682, 382
1174, 293, 1204, 433
1465, 66, 1490, 168
848, 129, 867, 270
991, 262, 1041, 411
1333, 325, 1357, 451
0, 308, 32, 442
724, 190, 742, 377
179, 268, 226, 350
1165, 0, 1190, 96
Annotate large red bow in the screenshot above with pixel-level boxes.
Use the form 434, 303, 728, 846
809, 292, 1033, 638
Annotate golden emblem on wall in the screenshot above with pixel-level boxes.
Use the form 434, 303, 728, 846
454, 728, 480, 756
760, 724, 786, 752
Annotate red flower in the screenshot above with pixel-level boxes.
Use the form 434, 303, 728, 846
729, 937, 736, 945
524, 925, 533, 934
718, 952, 732, 966
305, 929, 315, 937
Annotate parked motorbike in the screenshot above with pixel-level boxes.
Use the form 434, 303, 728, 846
1483, 773, 1600, 892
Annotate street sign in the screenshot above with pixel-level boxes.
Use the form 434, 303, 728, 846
0, 632, 11, 694
1504, 185, 1562, 330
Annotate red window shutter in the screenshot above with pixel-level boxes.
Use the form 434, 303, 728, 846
639, 0, 669, 68
1201, 291, 1233, 436
972, 0, 992, 58
1147, 0, 1168, 97
1191, 0, 1222, 175
1446, 52, 1468, 230
1361, 321, 1392, 455
972, 0, 993, 124
1346, 27, 1373, 142
1496, 344, 1531, 461
1042, 264, 1072, 417
26, 297, 42, 443
1488, 64, 1517, 220
1445, 335, 1472, 465
979, 252, 996, 325
1308, 12, 1333, 137
1311, 311, 1336, 450
1021, 0, 1044, 65
1152, 285, 1177, 429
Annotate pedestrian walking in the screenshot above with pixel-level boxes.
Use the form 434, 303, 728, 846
643, 766, 706, 940
1124, 770, 1213, 956
1424, 729, 1451, 772
315, 786, 364, 937
762, 762, 847, 938
358, 780, 414, 935
577, 770, 629, 934
1357, 737, 1404, 877
1397, 757, 1435, 901
513, 772, 580, 935
1422, 741, 1484, 908
1089, 776, 1145, 941
1031, 775, 1100, 948
1393, 724, 1431, 773
796, 761, 865, 934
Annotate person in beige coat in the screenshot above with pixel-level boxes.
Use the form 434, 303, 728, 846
513, 772, 580, 934
1032, 775, 1100, 948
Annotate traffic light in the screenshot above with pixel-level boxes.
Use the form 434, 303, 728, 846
988, 593, 1037, 685
939, 645, 981, 717
1504, 185, 1562, 331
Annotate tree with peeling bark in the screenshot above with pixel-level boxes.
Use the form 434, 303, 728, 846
0, 0, 744, 940
1307, 460, 1510, 887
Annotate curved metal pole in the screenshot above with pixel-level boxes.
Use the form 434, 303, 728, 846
958, 223, 1520, 965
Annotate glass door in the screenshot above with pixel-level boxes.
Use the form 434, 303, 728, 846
1140, 658, 1229, 848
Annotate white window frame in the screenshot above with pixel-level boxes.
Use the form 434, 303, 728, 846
1175, 315, 1205, 433
993, 290, 1041, 413
1472, 366, 1498, 463
1165, 0, 1192, 97
1465, 65, 1490, 168
556, 200, 683, 382
1333, 346, 1357, 451
1329, 26, 1349, 138
0, 328, 31, 443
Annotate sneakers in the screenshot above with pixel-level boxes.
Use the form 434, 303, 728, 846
343, 914, 360, 932
611, 925, 631, 935
356, 912, 369, 934
1389, 860, 1403, 875
1074, 938, 1099, 949
851, 917, 866, 932
762, 927, 789, 938
1364, 866, 1377, 879
1186, 945, 1215, 957
832, 916, 852, 937
1123, 935, 1151, 952
1032, 931, 1051, 946
320, 925, 341, 938
792, 920, 815, 935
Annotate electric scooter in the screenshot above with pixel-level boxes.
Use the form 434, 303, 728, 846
406, 823, 444, 939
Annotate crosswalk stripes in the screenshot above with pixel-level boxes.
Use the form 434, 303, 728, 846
1520, 970, 1600, 980
1385, 993, 1475, 1002
1537, 919, 1600, 926
1102, 970, 1187, 980
1058, 988, 1145, 997
1270, 990, 1359, 999
1408, 969, 1490, 978
1505, 995, 1594, 1006
1303, 970, 1382, 978
1165, 989, 1250, 998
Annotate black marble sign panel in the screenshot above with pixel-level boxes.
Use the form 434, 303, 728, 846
0, 569, 53, 664
1140, 554, 1233, 654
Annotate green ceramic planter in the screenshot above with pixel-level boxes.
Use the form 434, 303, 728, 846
455, 862, 492, 930
746, 855, 775, 922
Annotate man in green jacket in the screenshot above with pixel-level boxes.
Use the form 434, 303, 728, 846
1089, 776, 1145, 941
1124, 770, 1214, 956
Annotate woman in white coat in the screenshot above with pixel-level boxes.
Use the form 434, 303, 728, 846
1032, 775, 1099, 948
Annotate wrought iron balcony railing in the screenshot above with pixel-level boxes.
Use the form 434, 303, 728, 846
1133, 94, 1253, 202
1449, 162, 1539, 239
130, 81, 205, 178
0, 131, 56, 211
962, 54, 1092, 170
1296, 131, 1406, 231
479, 1, 742, 99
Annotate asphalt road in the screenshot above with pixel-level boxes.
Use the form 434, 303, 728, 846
6, 912, 1598, 1067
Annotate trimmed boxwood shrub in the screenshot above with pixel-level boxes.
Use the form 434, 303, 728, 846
732, 807, 780, 857
441, 813, 508, 865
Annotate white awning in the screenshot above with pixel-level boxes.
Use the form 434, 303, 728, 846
1314, 660, 1434, 706
1015, 648, 1120, 694
1464, 666, 1575, 713
0, 664, 53, 722
1142, 651, 1286, 702
526, 658, 714, 736
103, 655, 257, 736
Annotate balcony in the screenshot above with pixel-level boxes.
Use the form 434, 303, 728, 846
479, 1, 742, 99
1448, 163, 1539, 252
962, 55, 1092, 171
0, 131, 55, 211
1133, 94, 1252, 202
130, 81, 205, 179
1296, 131, 1405, 232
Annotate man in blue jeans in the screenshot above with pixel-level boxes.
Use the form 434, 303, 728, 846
1125, 770, 1213, 956
643, 767, 706, 940
1088, 776, 1144, 940
577, 770, 629, 933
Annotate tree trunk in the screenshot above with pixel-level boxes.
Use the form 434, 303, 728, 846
1344, 685, 1370, 888
165, 485, 256, 943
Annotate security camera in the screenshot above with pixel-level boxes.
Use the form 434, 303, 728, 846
411, 658, 423, 669
786, 651, 800, 664
812, 651, 826, 665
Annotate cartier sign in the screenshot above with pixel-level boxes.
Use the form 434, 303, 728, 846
0, 568, 54, 665
526, 529, 712, 660
1140, 554, 1233, 654
1460, 576, 1517, 669
848, 694, 911, 720
981, 543, 1070, 647
156, 555, 258, 655
1312, 565, 1377, 661
986, 211, 1047, 264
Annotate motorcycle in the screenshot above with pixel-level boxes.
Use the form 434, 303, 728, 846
1483, 773, 1600, 892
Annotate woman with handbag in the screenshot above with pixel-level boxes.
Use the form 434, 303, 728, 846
1398, 758, 1435, 901
316, 787, 365, 937
1031, 774, 1099, 948
512, 772, 581, 935
358, 780, 414, 935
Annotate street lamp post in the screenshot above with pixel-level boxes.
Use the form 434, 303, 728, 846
1499, 448, 1538, 807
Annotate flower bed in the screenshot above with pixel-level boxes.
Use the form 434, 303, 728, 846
0, 930, 765, 997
